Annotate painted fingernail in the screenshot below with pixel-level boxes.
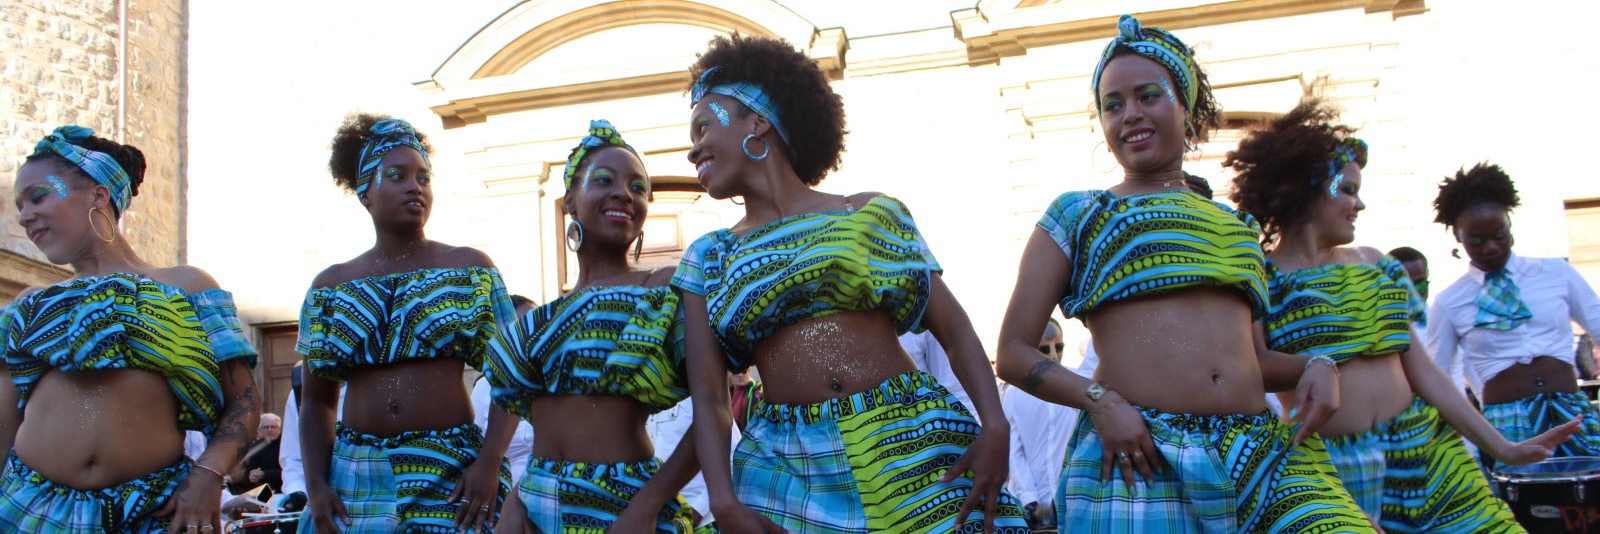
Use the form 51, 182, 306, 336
1288, 408, 1299, 418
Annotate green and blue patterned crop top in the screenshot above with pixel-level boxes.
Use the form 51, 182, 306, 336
1263, 256, 1424, 364
298, 266, 517, 381
671, 195, 941, 371
1036, 190, 1270, 318
2, 273, 258, 436
486, 284, 687, 415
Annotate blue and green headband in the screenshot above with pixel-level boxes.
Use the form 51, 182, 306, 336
1319, 137, 1369, 197
689, 66, 792, 147
355, 118, 429, 199
30, 126, 131, 214
564, 119, 638, 190
1092, 15, 1201, 118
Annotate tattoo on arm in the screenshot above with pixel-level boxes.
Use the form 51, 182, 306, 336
202, 363, 259, 464
1022, 359, 1060, 394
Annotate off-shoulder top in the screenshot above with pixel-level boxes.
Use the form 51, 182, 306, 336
671, 195, 941, 371
1264, 256, 1424, 363
486, 284, 686, 415
1036, 190, 1269, 319
298, 266, 516, 381
2, 273, 257, 436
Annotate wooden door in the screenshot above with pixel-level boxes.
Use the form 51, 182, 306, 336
254, 322, 300, 419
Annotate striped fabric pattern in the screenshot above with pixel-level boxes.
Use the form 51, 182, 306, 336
671, 195, 942, 370
735, 372, 1029, 534
518, 457, 697, 533
1365, 397, 1522, 533
1264, 256, 1417, 364
0, 450, 185, 533
299, 423, 511, 534
1484, 391, 1600, 469
1035, 190, 1270, 320
486, 285, 688, 416
2, 274, 257, 436
298, 267, 517, 381
1057, 407, 1377, 534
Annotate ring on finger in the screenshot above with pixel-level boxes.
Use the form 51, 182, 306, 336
1117, 452, 1130, 464
200, 526, 214, 533
1131, 450, 1144, 459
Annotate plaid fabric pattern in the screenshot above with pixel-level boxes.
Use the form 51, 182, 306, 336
735, 371, 1028, 534
1058, 407, 1376, 534
1474, 270, 1533, 330
517, 457, 696, 533
1484, 391, 1600, 469
1325, 430, 1386, 518
1360, 397, 1522, 533
299, 423, 511, 534
0, 450, 184, 533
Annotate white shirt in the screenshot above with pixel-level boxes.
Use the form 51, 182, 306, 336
1002, 375, 1075, 507
279, 386, 344, 497
1428, 254, 1600, 394
899, 331, 976, 420
183, 431, 208, 461
645, 398, 740, 527
471, 377, 536, 484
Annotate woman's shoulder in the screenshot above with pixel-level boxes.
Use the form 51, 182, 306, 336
146, 265, 221, 295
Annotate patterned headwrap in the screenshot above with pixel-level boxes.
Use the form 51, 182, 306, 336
1092, 15, 1201, 117
689, 66, 793, 147
354, 118, 429, 199
564, 119, 639, 190
1318, 137, 1369, 197
29, 126, 132, 214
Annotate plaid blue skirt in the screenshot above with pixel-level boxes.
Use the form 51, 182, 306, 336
517, 456, 698, 533
1058, 406, 1376, 533
298, 422, 511, 534
735, 371, 1029, 534
0, 449, 186, 533
1484, 391, 1600, 470
1325, 396, 1522, 534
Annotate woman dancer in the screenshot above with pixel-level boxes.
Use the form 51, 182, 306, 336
1428, 162, 1600, 467
487, 120, 706, 533
297, 113, 514, 534
996, 16, 1375, 532
0, 126, 259, 533
674, 34, 1028, 533
1229, 100, 1572, 532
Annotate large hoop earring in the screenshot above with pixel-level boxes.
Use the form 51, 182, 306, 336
566, 220, 584, 252
633, 234, 644, 263
88, 207, 115, 244
731, 196, 746, 206
742, 134, 769, 160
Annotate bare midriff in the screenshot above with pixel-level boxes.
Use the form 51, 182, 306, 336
14, 368, 184, 490
751, 310, 920, 406
340, 358, 473, 437
1086, 286, 1267, 416
1482, 356, 1579, 406
528, 395, 652, 464
1314, 353, 1415, 437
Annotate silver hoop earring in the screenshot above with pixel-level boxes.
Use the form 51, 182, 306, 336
742, 134, 769, 160
566, 220, 584, 252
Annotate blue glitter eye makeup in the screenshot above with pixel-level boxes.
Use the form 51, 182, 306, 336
709, 102, 731, 127
1158, 78, 1178, 105
46, 175, 68, 198
1327, 173, 1345, 198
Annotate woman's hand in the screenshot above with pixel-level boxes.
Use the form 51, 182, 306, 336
450, 457, 505, 533
248, 468, 264, 484
304, 482, 351, 533
1088, 394, 1165, 489
153, 470, 224, 534
1493, 416, 1582, 466
938, 424, 1010, 534
1289, 359, 1341, 446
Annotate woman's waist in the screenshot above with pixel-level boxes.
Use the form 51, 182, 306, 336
1315, 355, 1414, 436
528, 396, 652, 462
750, 310, 920, 405
1095, 351, 1266, 416
340, 363, 473, 436
1483, 356, 1578, 405
14, 409, 184, 491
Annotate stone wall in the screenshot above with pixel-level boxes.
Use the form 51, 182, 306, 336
0, 0, 186, 299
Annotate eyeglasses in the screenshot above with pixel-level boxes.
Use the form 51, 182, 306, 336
1038, 343, 1066, 355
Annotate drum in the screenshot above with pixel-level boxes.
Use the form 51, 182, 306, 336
227, 512, 300, 534
1495, 457, 1600, 533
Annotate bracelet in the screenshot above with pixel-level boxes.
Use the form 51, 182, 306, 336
192, 462, 226, 481
1305, 355, 1339, 375
1089, 398, 1125, 417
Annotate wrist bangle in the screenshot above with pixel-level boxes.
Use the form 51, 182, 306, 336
1089, 398, 1125, 417
192, 462, 226, 481
1305, 355, 1339, 375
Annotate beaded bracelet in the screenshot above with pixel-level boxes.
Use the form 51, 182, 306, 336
1305, 355, 1339, 376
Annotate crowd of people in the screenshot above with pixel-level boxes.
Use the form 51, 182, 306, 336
4, 13, 1600, 534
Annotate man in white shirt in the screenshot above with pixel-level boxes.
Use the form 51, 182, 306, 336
279, 365, 343, 513
898, 330, 977, 422
1002, 319, 1074, 528
645, 397, 741, 528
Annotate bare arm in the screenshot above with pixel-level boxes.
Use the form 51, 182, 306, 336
924, 274, 1008, 429
682, 293, 739, 513
995, 228, 1095, 409
0, 362, 17, 453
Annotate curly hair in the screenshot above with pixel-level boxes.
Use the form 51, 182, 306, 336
1225, 98, 1363, 249
1433, 162, 1519, 230
327, 111, 433, 193
687, 33, 846, 186
25, 134, 148, 217
1102, 46, 1222, 142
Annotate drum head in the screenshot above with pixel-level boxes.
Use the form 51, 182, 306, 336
1497, 456, 1600, 481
